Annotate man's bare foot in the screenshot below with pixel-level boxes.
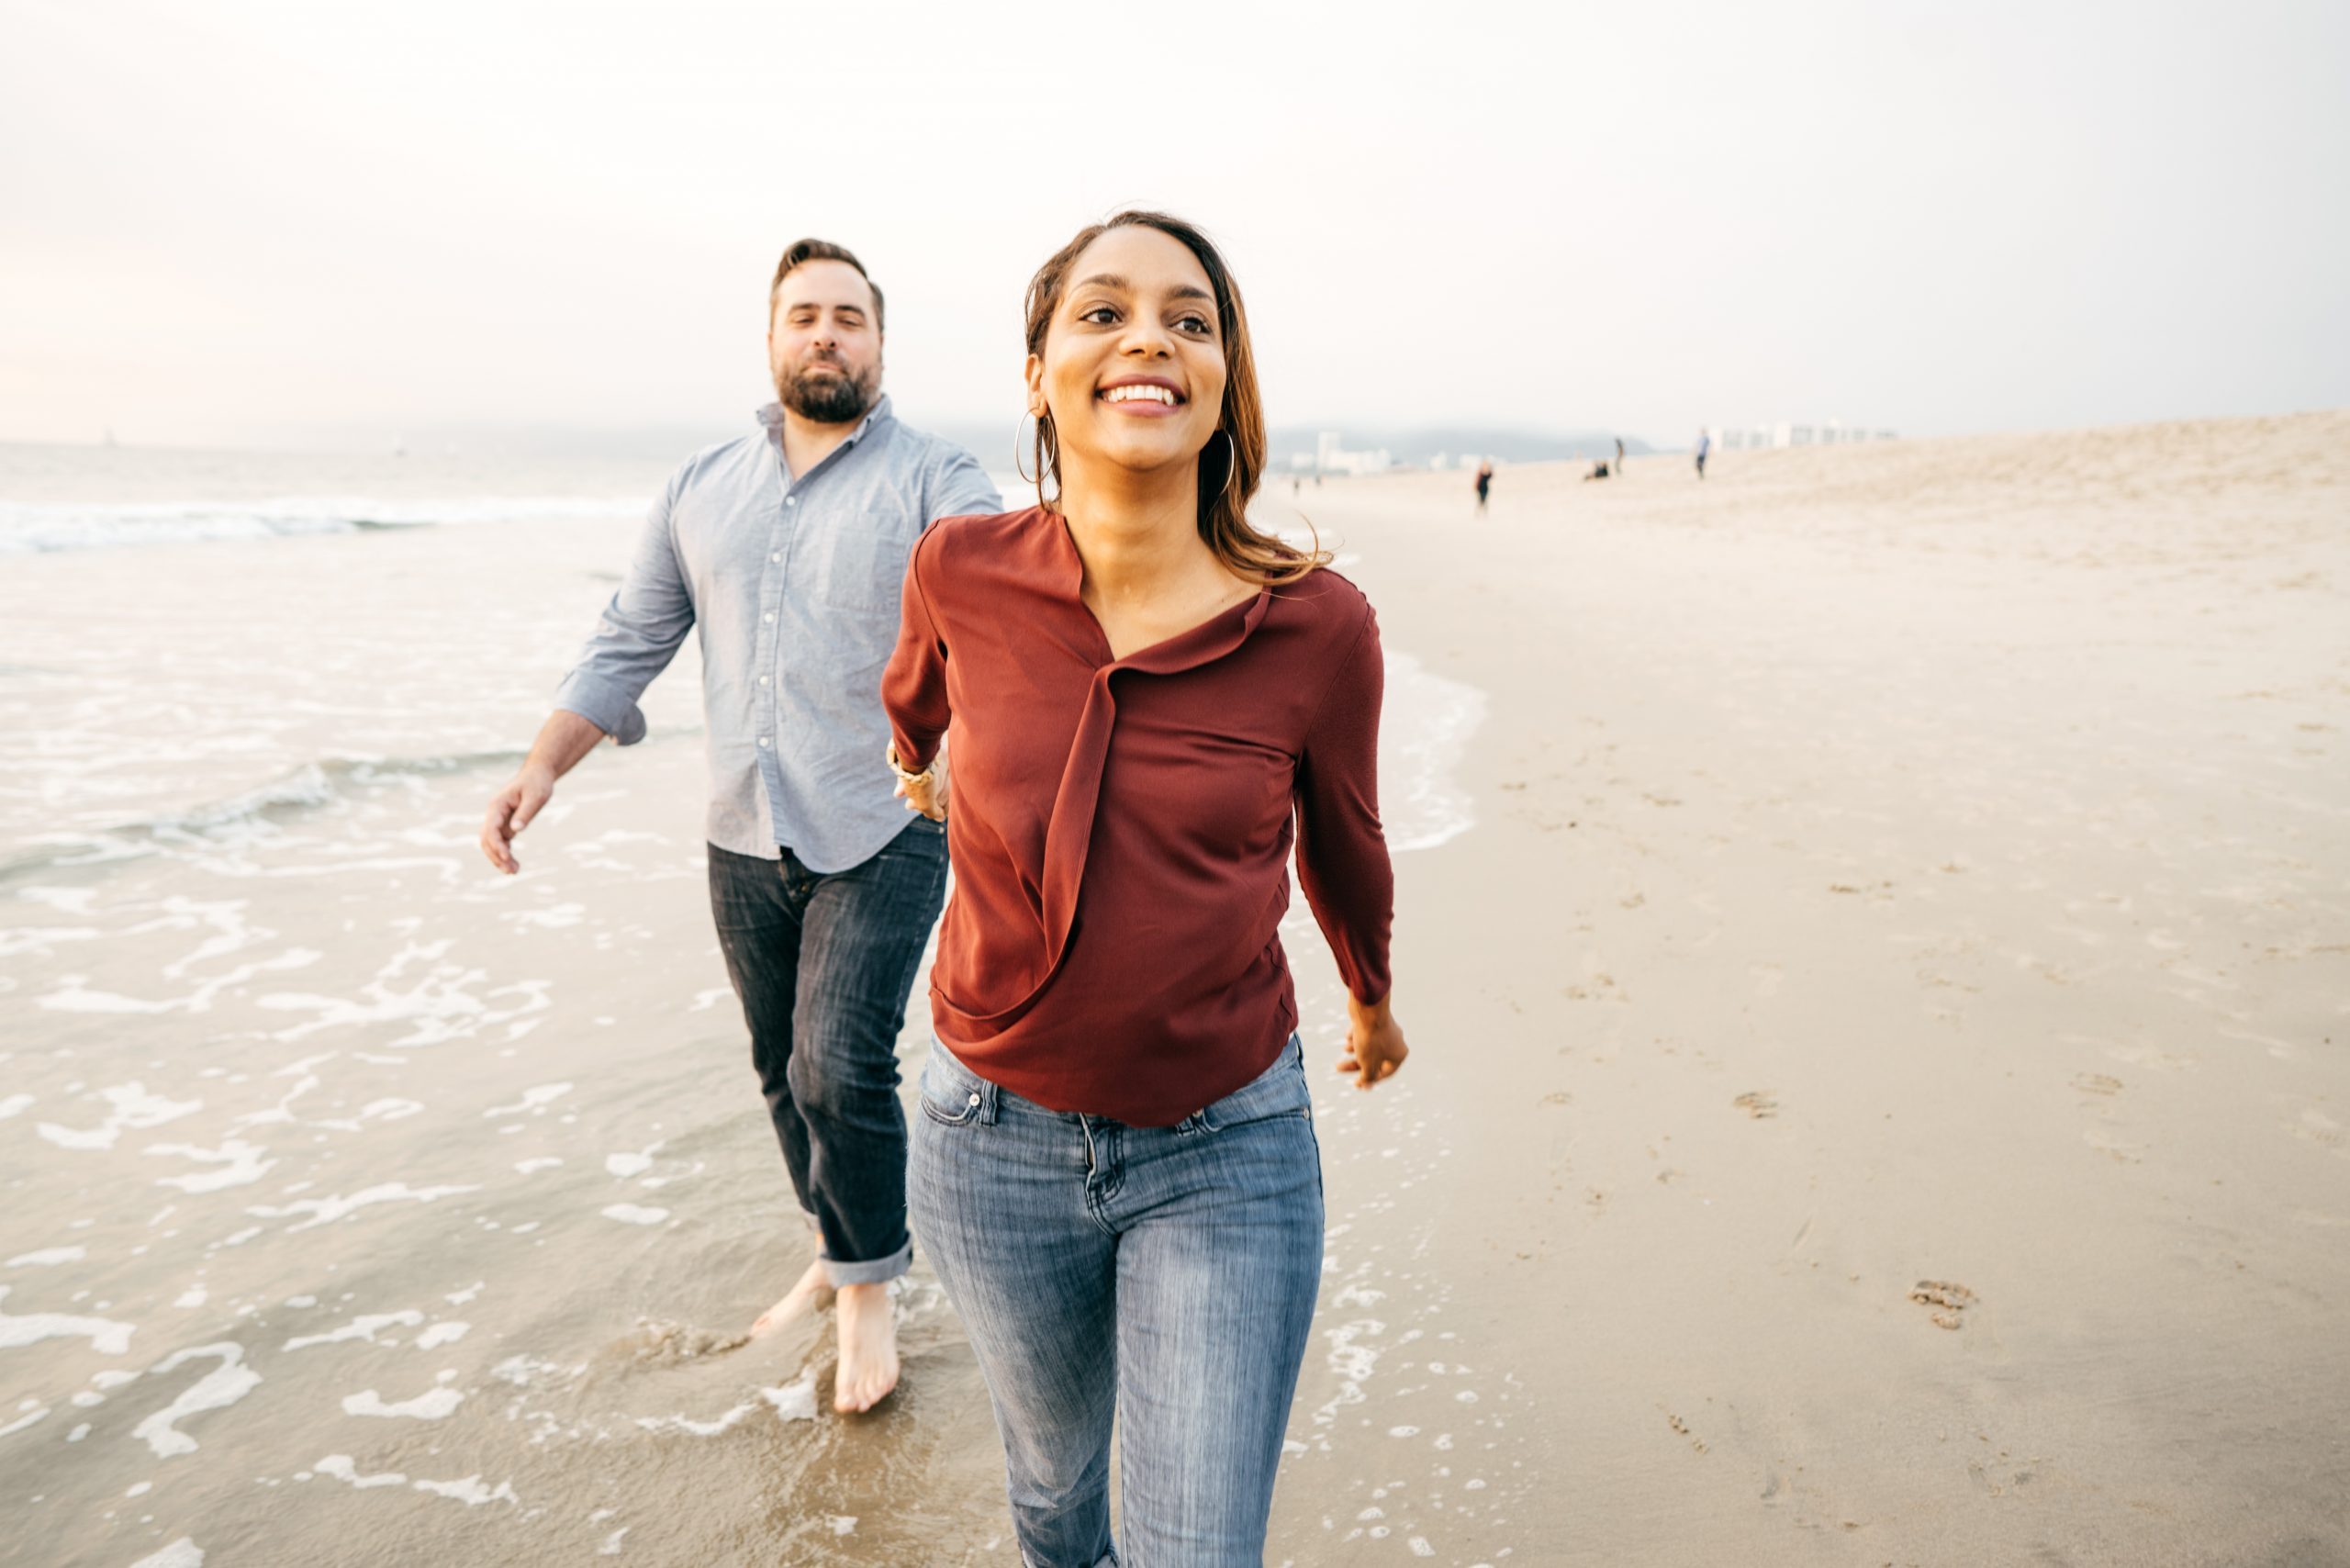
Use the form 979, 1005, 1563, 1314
833, 1282, 899, 1413
749, 1257, 833, 1338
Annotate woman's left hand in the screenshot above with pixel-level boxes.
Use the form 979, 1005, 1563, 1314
1337, 991, 1407, 1091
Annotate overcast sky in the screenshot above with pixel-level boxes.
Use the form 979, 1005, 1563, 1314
4, 0, 2345, 451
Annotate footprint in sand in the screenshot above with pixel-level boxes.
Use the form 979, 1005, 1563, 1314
2070, 1072, 2142, 1160
2083, 1126, 2144, 1163
1908, 1280, 1976, 1331
1662, 1410, 1708, 1454
2289, 1108, 2345, 1156
1733, 1091, 1778, 1120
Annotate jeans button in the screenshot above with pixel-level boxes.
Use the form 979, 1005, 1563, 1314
967, 1092, 979, 1107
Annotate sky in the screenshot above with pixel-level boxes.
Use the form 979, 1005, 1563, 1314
3, 0, 2346, 452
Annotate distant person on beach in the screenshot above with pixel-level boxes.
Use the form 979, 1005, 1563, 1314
1614, 435, 1625, 472
1695, 428, 1711, 479
883, 210, 1407, 1565
1585, 458, 1612, 480
478, 238, 999, 1414
1474, 457, 1494, 511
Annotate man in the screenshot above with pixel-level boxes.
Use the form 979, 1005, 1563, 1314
478, 239, 999, 1414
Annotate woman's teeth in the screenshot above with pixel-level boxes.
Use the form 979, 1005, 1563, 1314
1102, 385, 1179, 405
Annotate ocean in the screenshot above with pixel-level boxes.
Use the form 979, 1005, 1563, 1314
0, 442, 1498, 1567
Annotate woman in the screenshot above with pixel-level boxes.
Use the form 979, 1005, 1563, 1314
881, 210, 1406, 1566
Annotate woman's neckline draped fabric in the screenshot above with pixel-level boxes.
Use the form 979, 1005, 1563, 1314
980, 572, 1273, 1033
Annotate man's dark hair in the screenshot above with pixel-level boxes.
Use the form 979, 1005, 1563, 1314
769, 239, 884, 332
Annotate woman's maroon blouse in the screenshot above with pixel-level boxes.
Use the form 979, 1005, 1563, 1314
882, 507, 1393, 1126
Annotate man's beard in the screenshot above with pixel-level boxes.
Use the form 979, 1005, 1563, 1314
777, 353, 880, 424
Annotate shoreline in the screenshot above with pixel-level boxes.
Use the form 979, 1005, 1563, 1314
1, 410, 2345, 1564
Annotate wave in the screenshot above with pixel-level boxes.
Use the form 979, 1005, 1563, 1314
0, 495, 646, 555
0, 750, 530, 883
1382, 652, 1488, 853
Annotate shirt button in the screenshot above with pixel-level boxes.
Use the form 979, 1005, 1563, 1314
762, 611, 774, 623
786, 497, 797, 507
756, 736, 771, 748
758, 675, 770, 686
770, 552, 781, 563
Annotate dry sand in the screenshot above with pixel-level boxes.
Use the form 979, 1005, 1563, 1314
1278, 409, 2350, 1564
2, 409, 2345, 1566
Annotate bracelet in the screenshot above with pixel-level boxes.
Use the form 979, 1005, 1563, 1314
886, 745, 934, 785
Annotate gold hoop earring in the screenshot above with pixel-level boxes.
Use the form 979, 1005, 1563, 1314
1013, 412, 1038, 487
1034, 413, 1058, 507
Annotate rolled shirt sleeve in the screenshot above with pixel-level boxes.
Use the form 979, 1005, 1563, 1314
1292, 600, 1394, 1005
552, 478, 693, 746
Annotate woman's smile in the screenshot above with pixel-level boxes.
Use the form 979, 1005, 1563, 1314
1096, 375, 1188, 416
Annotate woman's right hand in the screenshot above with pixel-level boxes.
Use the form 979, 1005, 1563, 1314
895, 756, 947, 822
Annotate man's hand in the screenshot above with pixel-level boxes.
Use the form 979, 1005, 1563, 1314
1337, 991, 1408, 1091
480, 711, 610, 874
481, 763, 555, 874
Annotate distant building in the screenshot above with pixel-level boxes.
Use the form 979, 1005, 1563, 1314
1707, 420, 1898, 451
1309, 430, 1394, 476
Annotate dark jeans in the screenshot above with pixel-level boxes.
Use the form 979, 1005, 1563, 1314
707, 817, 947, 1285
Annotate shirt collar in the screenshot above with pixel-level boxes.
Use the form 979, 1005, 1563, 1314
755, 392, 895, 454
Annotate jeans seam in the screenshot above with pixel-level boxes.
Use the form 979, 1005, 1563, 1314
1083, 1187, 1119, 1237
1080, 1120, 1123, 1232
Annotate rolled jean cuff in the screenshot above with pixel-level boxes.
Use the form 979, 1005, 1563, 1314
822, 1237, 912, 1288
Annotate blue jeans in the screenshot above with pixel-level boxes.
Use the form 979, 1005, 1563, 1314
706, 818, 947, 1285
909, 1034, 1325, 1567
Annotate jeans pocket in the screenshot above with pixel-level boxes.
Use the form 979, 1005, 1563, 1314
920, 1090, 983, 1128
916, 1047, 987, 1127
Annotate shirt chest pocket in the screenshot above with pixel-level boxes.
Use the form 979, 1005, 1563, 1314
803, 510, 918, 617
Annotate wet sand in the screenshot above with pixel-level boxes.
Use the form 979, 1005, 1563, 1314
5, 410, 2349, 1566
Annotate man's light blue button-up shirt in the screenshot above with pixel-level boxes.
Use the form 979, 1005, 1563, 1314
554, 396, 1001, 872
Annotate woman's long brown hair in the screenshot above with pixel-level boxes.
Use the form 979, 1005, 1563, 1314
1024, 210, 1327, 587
